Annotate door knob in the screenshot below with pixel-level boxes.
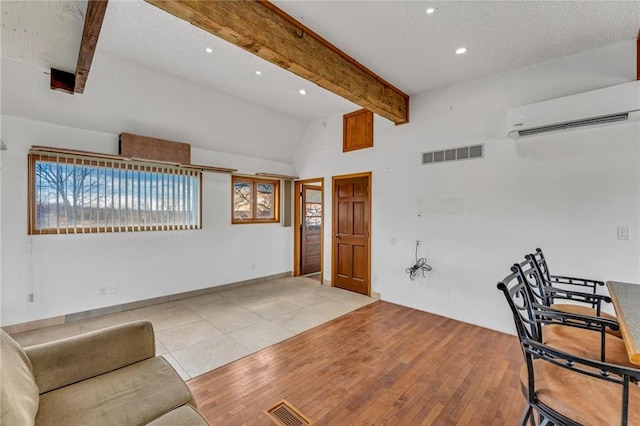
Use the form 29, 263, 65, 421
334, 234, 340, 239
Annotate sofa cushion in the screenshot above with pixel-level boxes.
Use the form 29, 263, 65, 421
146, 405, 209, 425
0, 329, 39, 426
27, 320, 156, 393
35, 356, 192, 426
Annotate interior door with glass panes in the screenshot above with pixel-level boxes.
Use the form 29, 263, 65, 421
301, 185, 322, 275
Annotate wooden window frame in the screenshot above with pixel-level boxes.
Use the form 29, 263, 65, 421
28, 153, 202, 235
232, 176, 280, 224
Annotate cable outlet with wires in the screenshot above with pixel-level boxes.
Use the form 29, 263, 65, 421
406, 240, 432, 280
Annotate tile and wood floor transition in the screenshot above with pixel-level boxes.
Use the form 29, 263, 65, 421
10, 276, 525, 424
10, 277, 376, 380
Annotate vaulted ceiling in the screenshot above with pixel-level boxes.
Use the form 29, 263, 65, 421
1, 1, 638, 159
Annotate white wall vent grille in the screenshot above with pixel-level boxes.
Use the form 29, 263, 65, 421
422, 144, 483, 165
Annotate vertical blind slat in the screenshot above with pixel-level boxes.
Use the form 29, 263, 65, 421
154, 167, 159, 232
55, 156, 60, 234
72, 158, 77, 233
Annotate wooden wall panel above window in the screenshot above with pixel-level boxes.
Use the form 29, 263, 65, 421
343, 109, 373, 153
119, 133, 191, 165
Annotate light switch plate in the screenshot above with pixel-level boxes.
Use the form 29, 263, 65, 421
617, 227, 631, 240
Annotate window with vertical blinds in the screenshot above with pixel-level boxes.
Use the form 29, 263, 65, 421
28, 153, 202, 235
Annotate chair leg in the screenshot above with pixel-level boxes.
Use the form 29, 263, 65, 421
520, 405, 534, 426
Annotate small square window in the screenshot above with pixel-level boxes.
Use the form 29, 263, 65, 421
232, 176, 280, 224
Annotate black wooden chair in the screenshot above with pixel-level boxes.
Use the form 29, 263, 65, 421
526, 248, 621, 337
498, 265, 640, 425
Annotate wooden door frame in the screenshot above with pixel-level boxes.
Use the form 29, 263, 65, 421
331, 171, 372, 295
293, 178, 324, 280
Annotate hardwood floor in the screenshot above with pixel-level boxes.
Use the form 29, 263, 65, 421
188, 301, 524, 425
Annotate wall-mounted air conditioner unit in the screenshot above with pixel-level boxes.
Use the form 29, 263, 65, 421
507, 80, 640, 139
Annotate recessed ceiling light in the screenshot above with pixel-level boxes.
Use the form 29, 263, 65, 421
455, 47, 467, 55
205, 47, 213, 53
255, 70, 262, 75
298, 89, 306, 95
426, 7, 435, 14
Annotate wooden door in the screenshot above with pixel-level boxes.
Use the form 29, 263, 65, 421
332, 174, 370, 295
301, 185, 322, 275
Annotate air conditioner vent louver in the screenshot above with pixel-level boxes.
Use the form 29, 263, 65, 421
517, 113, 630, 137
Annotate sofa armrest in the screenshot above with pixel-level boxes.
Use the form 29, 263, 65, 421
25, 320, 156, 393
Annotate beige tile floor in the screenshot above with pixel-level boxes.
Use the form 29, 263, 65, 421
10, 276, 375, 380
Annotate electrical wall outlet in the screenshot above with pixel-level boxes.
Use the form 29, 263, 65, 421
100, 285, 118, 295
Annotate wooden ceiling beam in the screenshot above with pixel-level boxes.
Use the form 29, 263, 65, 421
51, 0, 109, 94
145, 0, 409, 124
74, 0, 109, 93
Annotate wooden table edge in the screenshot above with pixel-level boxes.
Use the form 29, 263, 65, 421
606, 281, 640, 367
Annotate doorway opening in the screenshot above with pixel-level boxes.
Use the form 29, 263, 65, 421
294, 178, 324, 282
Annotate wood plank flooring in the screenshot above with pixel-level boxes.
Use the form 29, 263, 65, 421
187, 300, 524, 425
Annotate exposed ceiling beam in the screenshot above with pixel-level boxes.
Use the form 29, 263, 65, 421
51, 0, 109, 94
145, 0, 409, 125
74, 0, 109, 93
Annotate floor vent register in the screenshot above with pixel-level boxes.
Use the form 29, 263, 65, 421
266, 400, 313, 426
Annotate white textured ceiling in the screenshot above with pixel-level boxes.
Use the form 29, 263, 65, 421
98, 0, 639, 119
96, 0, 358, 121
2, 0, 639, 123
1, 1, 87, 71
274, 0, 640, 96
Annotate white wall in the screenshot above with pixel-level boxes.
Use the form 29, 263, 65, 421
0, 46, 309, 326
294, 40, 640, 334
1, 116, 294, 326
1, 51, 308, 163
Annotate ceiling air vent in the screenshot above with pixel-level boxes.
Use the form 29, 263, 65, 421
422, 144, 483, 165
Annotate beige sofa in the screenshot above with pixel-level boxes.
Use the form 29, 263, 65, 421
1, 320, 208, 425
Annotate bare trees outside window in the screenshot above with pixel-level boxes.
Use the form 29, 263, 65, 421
29, 155, 201, 234
232, 176, 279, 224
